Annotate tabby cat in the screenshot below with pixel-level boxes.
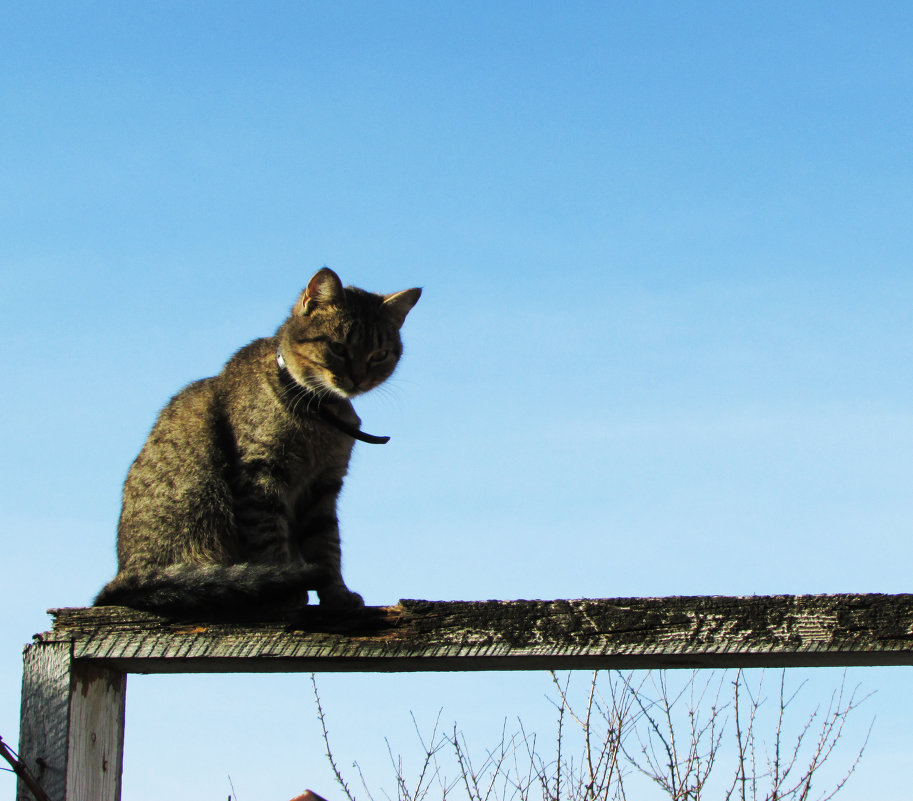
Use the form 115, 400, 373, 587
95, 268, 421, 617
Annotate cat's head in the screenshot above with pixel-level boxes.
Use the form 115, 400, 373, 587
277, 268, 421, 399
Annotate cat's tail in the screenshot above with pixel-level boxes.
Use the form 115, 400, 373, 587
94, 562, 331, 617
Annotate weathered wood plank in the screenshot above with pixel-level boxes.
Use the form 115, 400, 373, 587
17, 644, 126, 801
18, 642, 71, 801
65, 663, 125, 801
39, 594, 913, 673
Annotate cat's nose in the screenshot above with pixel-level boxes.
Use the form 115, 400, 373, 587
337, 373, 361, 395
350, 365, 367, 388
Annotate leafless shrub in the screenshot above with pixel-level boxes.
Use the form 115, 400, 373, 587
311, 674, 455, 801
622, 671, 727, 799
312, 670, 870, 801
721, 670, 872, 801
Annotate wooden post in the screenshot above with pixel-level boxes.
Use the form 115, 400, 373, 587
17, 643, 70, 801
17, 643, 126, 801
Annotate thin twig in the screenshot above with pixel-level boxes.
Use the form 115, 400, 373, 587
311, 674, 359, 801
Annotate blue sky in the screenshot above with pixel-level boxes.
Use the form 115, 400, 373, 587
2, 3, 912, 799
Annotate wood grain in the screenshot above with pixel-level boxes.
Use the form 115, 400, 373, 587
65, 663, 125, 801
17, 643, 71, 801
17, 644, 126, 801
41, 594, 913, 673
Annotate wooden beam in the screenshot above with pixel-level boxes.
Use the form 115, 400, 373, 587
20, 594, 913, 799
39, 594, 913, 674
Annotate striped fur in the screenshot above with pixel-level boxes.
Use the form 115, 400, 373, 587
95, 268, 420, 618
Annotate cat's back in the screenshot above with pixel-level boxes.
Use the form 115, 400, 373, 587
149, 336, 272, 416
126, 338, 272, 472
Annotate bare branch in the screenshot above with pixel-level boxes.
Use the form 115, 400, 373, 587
314, 669, 869, 801
311, 674, 360, 801
0, 734, 53, 801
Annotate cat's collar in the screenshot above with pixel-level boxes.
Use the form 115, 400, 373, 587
275, 347, 390, 445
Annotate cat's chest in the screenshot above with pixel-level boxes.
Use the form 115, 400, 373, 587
273, 426, 351, 521
236, 411, 353, 475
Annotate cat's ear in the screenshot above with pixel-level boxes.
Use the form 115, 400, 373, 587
298, 268, 345, 315
382, 287, 422, 328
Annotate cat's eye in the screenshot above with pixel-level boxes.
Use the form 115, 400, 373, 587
370, 349, 389, 363
327, 341, 347, 358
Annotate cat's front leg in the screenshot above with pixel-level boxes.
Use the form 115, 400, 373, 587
293, 473, 365, 612
233, 467, 299, 565
317, 581, 365, 612
229, 466, 330, 605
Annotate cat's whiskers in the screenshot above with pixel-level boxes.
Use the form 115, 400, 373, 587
276, 364, 335, 417
288, 386, 310, 417
290, 384, 321, 417
363, 381, 403, 412
277, 381, 308, 413
301, 373, 330, 401
278, 380, 316, 419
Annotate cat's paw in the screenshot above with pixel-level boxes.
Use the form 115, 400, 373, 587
317, 584, 365, 613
